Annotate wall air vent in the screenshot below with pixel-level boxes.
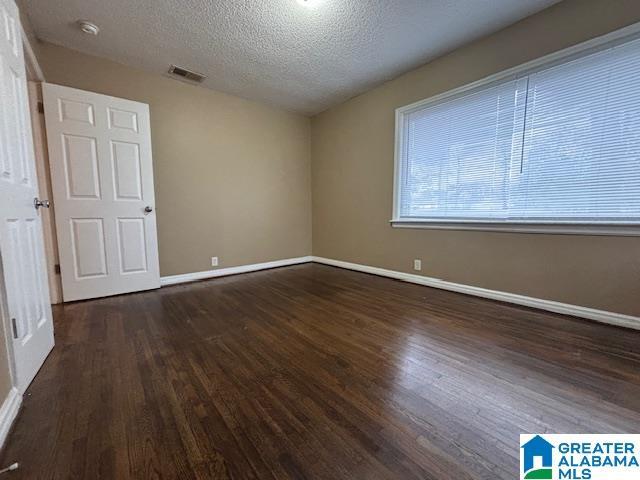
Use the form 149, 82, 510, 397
168, 65, 207, 83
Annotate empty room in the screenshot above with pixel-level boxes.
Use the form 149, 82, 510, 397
0, 0, 639, 478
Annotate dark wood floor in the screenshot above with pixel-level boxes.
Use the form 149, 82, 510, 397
2, 263, 640, 479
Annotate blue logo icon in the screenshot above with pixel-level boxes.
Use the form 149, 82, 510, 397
521, 435, 554, 479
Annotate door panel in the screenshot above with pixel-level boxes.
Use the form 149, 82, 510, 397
4, 220, 24, 331
3, 8, 18, 56
117, 218, 147, 273
43, 83, 160, 301
0, 0, 55, 393
59, 98, 95, 125
111, 141, 142, 200
70, 218, 107, 279
62, 134, 100, 199
108, 107, 138, 132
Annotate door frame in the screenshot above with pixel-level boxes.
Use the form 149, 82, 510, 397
28, 81, 62, 304
0, 17, 49, 397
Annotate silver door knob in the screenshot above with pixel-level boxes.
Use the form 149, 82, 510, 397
34, 197, 50, 209
144, 206, 153, 213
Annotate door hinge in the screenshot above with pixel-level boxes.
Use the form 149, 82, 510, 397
37, 101, 44, 114
10, 318, 18, 339
54, 264, 61, 275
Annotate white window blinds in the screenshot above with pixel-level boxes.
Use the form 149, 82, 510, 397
396, 35, 640, 225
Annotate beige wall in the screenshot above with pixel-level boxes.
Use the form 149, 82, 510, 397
311, 0, 640, 317
25, 0, 640, 317
38, 42, 312, 277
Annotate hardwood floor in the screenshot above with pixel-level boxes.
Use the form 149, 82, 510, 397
2, 263, 640, 479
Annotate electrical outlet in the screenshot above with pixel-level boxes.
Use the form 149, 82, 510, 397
211, 256, 219, 267
413, 259, 422, 271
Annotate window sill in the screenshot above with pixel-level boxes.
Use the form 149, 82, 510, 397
389, 219, 640, 236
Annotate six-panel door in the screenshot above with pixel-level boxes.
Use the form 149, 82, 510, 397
43, 83, 160, 302
0, 0, 55, 392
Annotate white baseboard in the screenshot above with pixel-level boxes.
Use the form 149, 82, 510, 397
159, 253, 639, 329
0, 387, 21, 449
311, 256, 640, 330
160, 256, 313, 286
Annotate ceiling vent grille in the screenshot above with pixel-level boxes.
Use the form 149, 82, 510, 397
168, 65, 206, 83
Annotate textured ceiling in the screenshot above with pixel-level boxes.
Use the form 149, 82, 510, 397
22, 0, 560, 115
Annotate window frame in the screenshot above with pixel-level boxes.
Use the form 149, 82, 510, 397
391, 23, 640, 236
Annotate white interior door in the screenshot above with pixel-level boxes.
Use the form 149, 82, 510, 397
43, 83, 160, 302
0, 0, 54, 392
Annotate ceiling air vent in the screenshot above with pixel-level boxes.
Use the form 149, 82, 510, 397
168, 65, 206, 83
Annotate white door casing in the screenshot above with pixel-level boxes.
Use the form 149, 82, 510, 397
43, 83, 160, 302
0, 0, 54, 392
29, 81, 63, 304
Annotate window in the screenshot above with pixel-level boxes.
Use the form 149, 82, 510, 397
393, 31, 640, 235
